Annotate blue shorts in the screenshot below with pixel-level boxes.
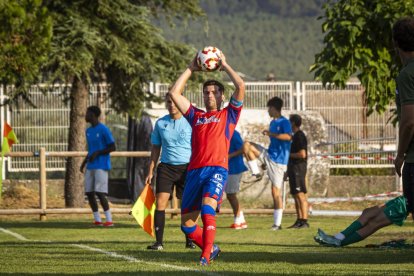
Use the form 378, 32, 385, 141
181, 166, 228, 214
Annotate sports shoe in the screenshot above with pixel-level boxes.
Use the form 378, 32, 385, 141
147, 242, 164, 250
230, 222, 248, 229
209, 244, 221, 263
296, 221, 310, 229
199, 257, 209, 266
271, 224, 282, 231
315, 228, 341, 247
287, 220, 301, 229
93, 221, 103, 226
186, 241, 196, 249
103, 221, 114, 227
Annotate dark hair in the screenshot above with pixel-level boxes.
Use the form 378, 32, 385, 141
203, 80, 224, 94
267, 97, 283, 112
87, 106, 101, 117
290, 114, 302, 128
393, 18, 414, 52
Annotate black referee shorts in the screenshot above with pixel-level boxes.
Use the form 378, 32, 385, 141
287, 162, 307, 195
155, 162, 188, 199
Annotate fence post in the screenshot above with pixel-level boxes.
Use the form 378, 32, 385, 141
39, 147, 47, 221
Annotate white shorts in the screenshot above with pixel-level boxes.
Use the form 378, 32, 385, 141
225, 173, 243, 194
256, 145, 287, 189
85, 169, 109, 193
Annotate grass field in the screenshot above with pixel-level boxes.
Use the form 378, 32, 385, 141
1, 214, 414, 275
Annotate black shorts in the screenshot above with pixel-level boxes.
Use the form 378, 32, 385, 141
287, 162, 307, 195
155, 162, 188, 199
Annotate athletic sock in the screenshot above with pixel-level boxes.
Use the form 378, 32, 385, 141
273, 209, 283, 226
154, 210, 165, 244
340, 220, 363, 237
248, 160, 260, 175
340, 231, 363, 246
181, 224, 203, 249
104, 210, 112, 222
334, 233, 346, 240
93, 211, 101, 222
235, 211, 245, 224
201, 205, 216, 260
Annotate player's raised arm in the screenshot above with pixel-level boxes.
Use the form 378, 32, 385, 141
168, 56, 200, 115
220, 52, 245, 103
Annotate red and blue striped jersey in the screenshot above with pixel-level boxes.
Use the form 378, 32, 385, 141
184, 103, 242, 170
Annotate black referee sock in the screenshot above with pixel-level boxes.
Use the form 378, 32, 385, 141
154, 210, 165, 245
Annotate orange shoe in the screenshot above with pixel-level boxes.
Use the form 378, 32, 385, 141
93, 221, 103, 226
103, 221, 114, 227
230, 222, 248, 229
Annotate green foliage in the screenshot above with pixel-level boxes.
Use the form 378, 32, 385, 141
158, 0, 324, 81
310, 0, 414, 116
0, 0, 52, 98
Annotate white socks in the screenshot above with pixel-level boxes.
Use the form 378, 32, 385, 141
234, 211, 246, 224
273, 209, 283, 226
248, 160, 260, 175
104, 210, 112, 222
93, 211, 101, 222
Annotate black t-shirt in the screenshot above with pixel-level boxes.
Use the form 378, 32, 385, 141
289, 130, 307, 164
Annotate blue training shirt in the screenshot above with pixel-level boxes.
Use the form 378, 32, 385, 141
151, 114, 192, 165
86, 123, 115, 170
228, 130, 248, 175
268, 116, 292, 165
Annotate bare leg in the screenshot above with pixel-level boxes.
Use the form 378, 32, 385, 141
227, 193, 240, 217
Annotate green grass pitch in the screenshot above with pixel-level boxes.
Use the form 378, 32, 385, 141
1, 214, 414, 275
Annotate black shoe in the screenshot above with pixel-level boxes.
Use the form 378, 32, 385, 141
147, 242, 164, 250
186, 241, 196, 249
297, 221, 310, 229
271, 224, 282, 230
287, 220, 301, 229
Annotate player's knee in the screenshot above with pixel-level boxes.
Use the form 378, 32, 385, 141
181, 224, 197, 235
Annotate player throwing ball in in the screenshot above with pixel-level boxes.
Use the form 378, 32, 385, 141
169, 50, 245, 266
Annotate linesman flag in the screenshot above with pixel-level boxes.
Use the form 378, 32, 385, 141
2, 123, 18, 155
131, 184, 156, 237
1, 123, 18, 199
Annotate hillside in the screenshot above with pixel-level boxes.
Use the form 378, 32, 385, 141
159, 0, 325, 81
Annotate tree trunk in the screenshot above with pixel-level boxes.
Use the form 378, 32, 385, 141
64, 76, 88, 207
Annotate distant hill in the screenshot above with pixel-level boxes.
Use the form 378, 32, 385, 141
159, 0, 325, 81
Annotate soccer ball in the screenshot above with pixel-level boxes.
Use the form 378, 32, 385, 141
197, 46, 222, 71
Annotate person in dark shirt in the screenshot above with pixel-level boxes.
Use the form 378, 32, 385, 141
287, 114, 309, 228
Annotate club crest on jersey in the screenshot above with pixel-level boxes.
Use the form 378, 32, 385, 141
195, 115, 220, 126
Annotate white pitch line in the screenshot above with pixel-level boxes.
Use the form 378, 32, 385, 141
0, 227, 220, 276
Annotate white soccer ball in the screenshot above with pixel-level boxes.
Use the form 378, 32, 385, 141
197, 46, 222, 71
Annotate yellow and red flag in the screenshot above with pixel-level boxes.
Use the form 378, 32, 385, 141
2, 122, 18, 155
131, 184, 156, 237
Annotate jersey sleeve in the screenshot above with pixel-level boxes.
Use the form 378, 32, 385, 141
281, 119, 292, 134
150, 120, 161, 146
296, 131, 307, 150
184, 105, 204, 126
102, 126, 115, 146
398, 70, 414, 105
226, 97, 243, 125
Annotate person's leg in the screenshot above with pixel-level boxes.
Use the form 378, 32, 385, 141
181, 211, 203, 248
297, 192, 308, 221
94, 170, 112, 225
267, 162, 286, 229
200, 197, 218, 261
402, 163, 414, 219
153, 192, 170, 246
85, 170, 101, 224
243, 142, 261, 175
227, 193, 240, 217
96, 192, 111, 223
272, 186, 283, 228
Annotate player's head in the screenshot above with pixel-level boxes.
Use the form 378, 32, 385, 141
290, 114, 302, 129
393, 18, 414, 53
203, 80, 225, 111
85, 105, 101, 124
267, 96, 283, 117
165, 93, 180, 117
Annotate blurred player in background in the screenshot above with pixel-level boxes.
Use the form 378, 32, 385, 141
80, 106, 116, 227
169, 51, 245, 265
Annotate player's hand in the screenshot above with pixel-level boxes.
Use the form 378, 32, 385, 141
262, 130, 270, 136
219, 51, 227, 70
394, 154, 404, 177
145, 174, 153, 185
188, 53, 201, 72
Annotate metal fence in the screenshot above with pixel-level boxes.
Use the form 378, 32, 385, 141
1, 81, 397, 172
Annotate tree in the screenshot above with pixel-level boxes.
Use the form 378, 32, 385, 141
310, 0, 414, 115
1, 0, 204, 207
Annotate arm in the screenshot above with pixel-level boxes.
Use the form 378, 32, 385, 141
262, 130, 292, 141
88, 143, 116, 162
290, 149, 307, 159
395, 104, 414, 176
145, 145, 161, 185
168, 55, 199, 115
220, 53, 245, 102
229, 148, 244, 159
